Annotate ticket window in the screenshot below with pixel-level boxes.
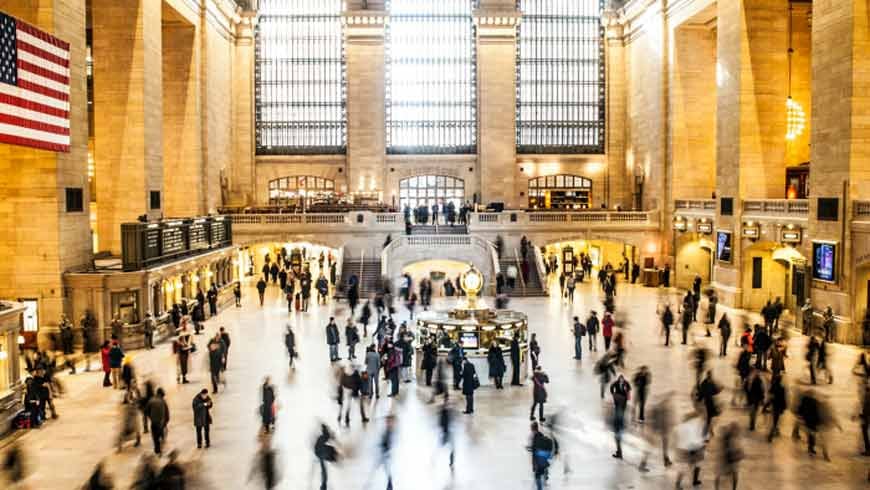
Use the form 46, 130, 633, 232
528, 175, 592, 209
111, 290, 140, 324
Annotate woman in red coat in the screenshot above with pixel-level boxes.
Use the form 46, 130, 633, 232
100, 341, 112, 387
602, 312, 615, 351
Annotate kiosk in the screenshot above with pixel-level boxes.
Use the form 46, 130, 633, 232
416, 265, 529, 386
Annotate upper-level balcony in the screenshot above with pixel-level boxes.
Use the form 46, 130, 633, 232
224, 208, 662, 240
673, 199, 810, 222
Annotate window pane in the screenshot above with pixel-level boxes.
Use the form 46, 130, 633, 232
387, 0, 477, 154
255, 0, 346, 155
517, 0, 604, 153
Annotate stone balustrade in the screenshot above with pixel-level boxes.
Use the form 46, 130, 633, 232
469, 209, 660, 230
742, 199, 809, 218
674, 199, 717, 212
854, 201, 870, 219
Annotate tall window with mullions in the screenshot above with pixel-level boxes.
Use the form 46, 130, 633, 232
386, 0, 477, 154
255, 0, 346, 155
516, 0, 605, 154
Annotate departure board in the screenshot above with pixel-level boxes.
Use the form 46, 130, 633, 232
121, 216, 233, 271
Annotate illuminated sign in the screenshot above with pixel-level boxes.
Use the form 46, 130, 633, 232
696, 221, 713, 234
781, 228, 802, 243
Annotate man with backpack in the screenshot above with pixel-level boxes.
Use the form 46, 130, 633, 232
572, 316, 586, 360
528, 421, 557, 490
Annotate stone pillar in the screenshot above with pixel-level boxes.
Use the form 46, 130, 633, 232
162, 13, 202, 217
474, 5, 520, 208
344, 8, 387, 196
605, 16, 628, 209
714, 0, 789, 307
0, 0, 91, 349
807, 0, 870, 343
93, 0, 164, 254
231, 13, 256, 206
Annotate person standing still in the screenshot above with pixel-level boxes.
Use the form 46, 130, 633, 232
572, 316, 586, 360
529, 365, 549, 421
192, 389, 213, 449
586, 311, 600, 352
325, 317, 340, 362
146, 388, 169, 455
460, 357, 479, 414
108, 340, 125, 389
365, 345, 381, 398
234, 282, 242, 307
143, 313, 155, 349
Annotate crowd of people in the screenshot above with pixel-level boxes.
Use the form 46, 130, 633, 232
3, 251, 869, 490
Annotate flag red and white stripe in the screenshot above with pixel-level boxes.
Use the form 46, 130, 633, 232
0, 12, 70, 152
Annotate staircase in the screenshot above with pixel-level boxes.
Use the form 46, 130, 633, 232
335, 258, 382, 300
409, 224, 468, 235
499, 253, 548, 297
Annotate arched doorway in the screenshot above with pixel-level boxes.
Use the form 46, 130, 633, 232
543, 238, 637, 279
674, 234, 714, 291
402, 260, 474, 298
399, 175, 465, 210
741, 242, 806, 313
528, 174, 592, 209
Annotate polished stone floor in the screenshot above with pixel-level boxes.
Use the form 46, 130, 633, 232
2, 277, 868, 489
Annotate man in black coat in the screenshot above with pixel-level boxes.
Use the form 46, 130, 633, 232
208, 334, 225, 394
510, 334, 522, 386
460, 357, 478, 414
192, 389, 213, 448
325, 317, 340, 362
146, 388, 170, 455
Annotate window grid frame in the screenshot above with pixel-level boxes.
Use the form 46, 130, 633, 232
255, 0, 347, 155
385, 0, 479, 155
515, 0, 606, 154
399, 175, 466, 210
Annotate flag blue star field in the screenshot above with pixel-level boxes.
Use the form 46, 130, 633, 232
0, 11, 70, 152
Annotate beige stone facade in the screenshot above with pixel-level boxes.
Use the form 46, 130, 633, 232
1, 0, 870, 343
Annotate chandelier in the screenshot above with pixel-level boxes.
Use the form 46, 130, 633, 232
786, 97, 805, 141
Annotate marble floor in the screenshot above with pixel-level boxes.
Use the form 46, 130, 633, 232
2, 278, 868, 489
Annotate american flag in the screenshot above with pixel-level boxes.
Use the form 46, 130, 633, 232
0, 12, 70, 152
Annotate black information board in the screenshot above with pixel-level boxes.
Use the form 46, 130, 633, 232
161, 225, 186, 255
122, 216, 233, 271
189, 222, 209, 250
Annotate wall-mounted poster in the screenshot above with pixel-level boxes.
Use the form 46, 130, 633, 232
716, 230, 732, 263
812, 241, 837, 283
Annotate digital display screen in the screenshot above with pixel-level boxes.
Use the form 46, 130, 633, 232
460, 332, 479, 349
716, 231, 732, 263
812, 242, 836, 282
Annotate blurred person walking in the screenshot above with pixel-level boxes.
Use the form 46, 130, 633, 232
530, 365, 550, 421
145, 388, 169, 455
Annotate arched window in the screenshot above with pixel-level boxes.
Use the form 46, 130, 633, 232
399, 175, 465, 210
528, 174, 592, 209
268, 176, 336, 206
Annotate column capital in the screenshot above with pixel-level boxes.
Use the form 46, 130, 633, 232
473, 8, 521, 39
342, 10, 389, 40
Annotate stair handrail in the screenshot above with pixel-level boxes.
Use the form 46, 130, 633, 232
532, 244, 549, 295
359, 249, 365, 286
488, 239, 500, 296
513, 247, 527, 295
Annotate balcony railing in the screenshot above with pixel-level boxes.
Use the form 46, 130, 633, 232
224, 209, 661, 238
742, 199, 809, 217
674, 199, 716, 211
854, 201, 870, 219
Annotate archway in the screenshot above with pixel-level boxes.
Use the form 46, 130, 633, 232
854, 264, 870, 339
528, 174, 593, 209
674, 234, 714, 291
402, 260, 473, 298
741, 241, 806, 313
399, 175, 466, 210
542, 238, 637, 279
268, 176, 336, 207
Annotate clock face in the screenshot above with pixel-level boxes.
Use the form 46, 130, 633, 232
463, 270, 482, 292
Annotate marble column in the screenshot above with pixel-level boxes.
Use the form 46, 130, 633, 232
714, 0, 789, 307
344, 8, 387, 197
807, 0, 870, 343
474, 4, 520, 207
92, 0, 164, 254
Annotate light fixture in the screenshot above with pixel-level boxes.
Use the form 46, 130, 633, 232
785, 4, 805, 142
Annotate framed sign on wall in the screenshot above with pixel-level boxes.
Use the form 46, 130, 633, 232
716, 230, 732, 263
811, 241, 837, 283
